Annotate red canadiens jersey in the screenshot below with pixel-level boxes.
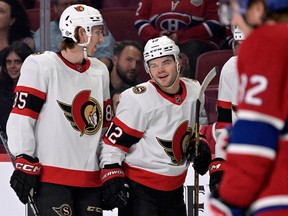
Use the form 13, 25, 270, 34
100, 78, 205, 191
7, 51, 111, 187
135, 0, 223, 45
219, 24, 288, 214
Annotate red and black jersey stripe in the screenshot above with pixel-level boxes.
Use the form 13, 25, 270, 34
11, 86, 46, 119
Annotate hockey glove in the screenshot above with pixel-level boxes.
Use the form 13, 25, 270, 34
209, 158, 225, 194
100, 164, 129, 210
10, 154, 41, 204
186, 134, 211, 175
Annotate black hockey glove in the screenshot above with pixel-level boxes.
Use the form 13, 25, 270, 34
186, 134, 211, 175
209, 158, 225, 194
10, 154, 41, 204
100, 164, 129, 210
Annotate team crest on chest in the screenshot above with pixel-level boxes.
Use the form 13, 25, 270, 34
132, 85, 146, 94
190, 0, 202, 6
157, 121, 192, 165
57, 90, 102, 136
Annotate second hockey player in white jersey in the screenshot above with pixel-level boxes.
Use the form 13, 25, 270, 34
99, 36, 212, 216
7, 4, 111, 216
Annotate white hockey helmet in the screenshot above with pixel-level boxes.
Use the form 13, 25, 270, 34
59, 4, 103, 42
143, 36, 180, 73
232, 25, 245, 41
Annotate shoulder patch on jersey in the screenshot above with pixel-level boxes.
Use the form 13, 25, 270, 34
132, 85, 147, 94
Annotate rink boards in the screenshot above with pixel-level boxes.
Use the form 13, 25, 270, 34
0, 154, 212, 216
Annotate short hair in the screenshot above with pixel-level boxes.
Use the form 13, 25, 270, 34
114, 40, 144, 57
59, 27, 81, 50
111, 84, 131, 100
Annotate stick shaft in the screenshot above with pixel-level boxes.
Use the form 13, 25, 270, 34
194, 99, 201, 216
193, 67, 217, 216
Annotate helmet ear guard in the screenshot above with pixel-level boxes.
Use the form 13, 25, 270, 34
59, 4, 104, 42
143, 36, 180, 74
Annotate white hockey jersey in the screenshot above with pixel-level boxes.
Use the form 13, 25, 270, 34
7, 51, 111, 187
215, 56, 238, 158
100, 78, 204, 191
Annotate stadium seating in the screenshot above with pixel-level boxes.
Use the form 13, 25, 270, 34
100, 7, 142, 43
195, 49, 234, 86
99, 7, 151, 82
195, 49, 233, 123
102, 0, 140, 8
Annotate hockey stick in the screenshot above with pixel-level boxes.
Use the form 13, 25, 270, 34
0, 127, 40, 216
194, 67, 217, 216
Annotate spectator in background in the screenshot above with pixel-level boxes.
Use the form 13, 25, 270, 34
33, 0, 115, 70
135, 0, 225, 79
0, 41, 33, 136
0, 0, 35, 67
110, 40, 144, 93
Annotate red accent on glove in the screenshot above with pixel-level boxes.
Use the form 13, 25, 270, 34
209, 158, 225, 176
100, 168, 125, 183
14, 157, 41, 175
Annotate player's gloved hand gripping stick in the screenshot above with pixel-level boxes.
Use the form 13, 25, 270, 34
0, 127, 40, 216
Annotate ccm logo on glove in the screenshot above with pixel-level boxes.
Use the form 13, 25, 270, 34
15, 158, 41, 174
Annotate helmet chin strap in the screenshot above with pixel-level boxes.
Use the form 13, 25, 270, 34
78, 36, 91, 58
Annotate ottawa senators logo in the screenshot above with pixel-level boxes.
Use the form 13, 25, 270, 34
57, 90, 102, 136
132, 85, 146, 94
157, 121, 192, 165
52, 204, 72, 216
74, 5, 84, 12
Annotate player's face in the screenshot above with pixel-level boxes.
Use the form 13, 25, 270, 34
114, 46, 143, 85
148, 55, 180, 94
5, 51, 23, 80
244, 1, 265, 26
86, 26, 105, 56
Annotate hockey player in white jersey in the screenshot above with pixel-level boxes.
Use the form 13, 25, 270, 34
208, 0, 254, 191
99, 36, 212, 216
208, 25, 245, 194
6, 4, 111, 216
